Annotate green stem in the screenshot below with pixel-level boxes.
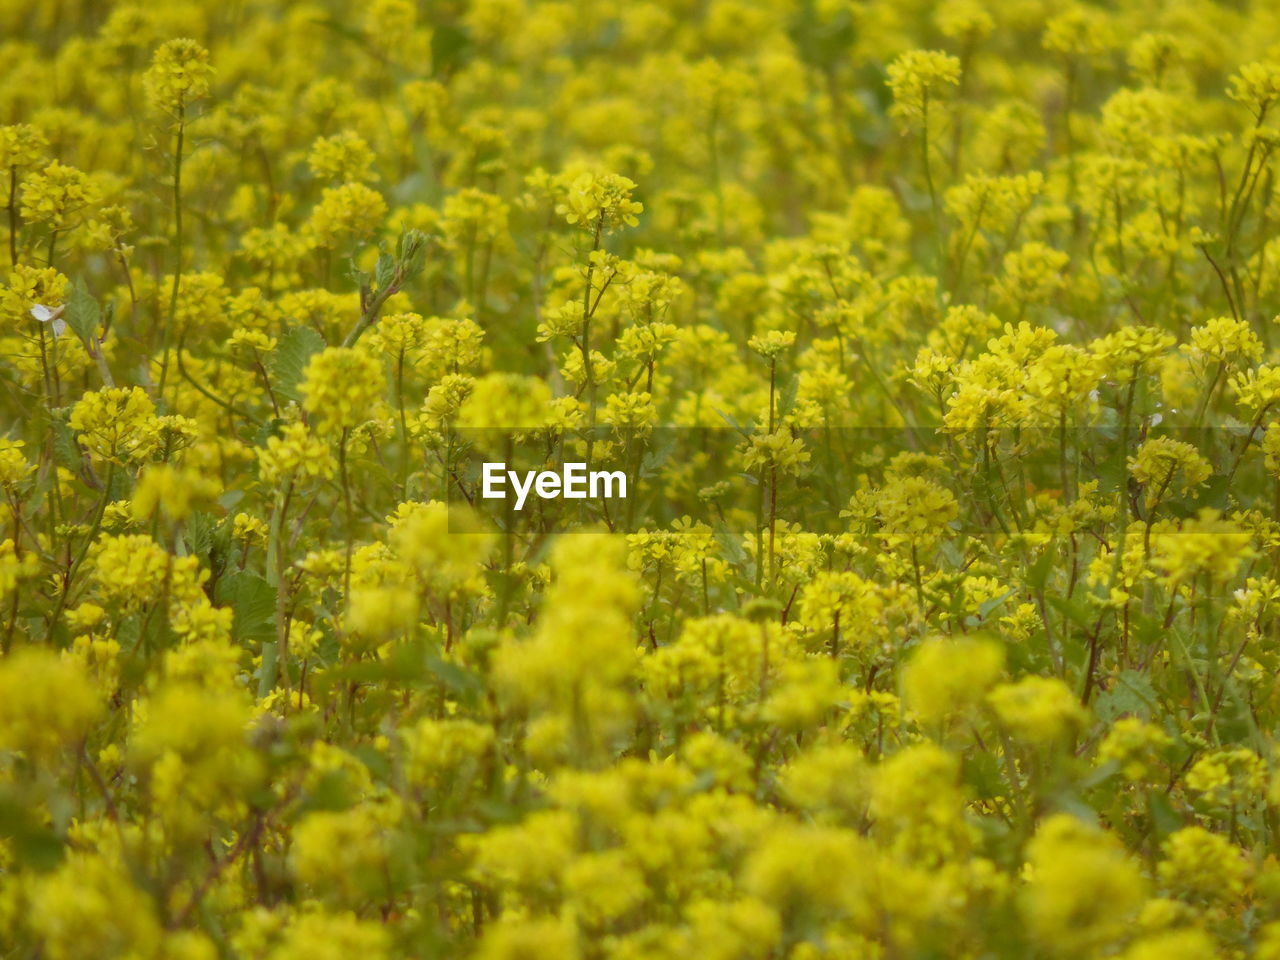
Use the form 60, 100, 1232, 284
338, 429, 353, 608
396, 347, 409, 498
48, 462, 115, 637
6, 165, 16, 269
157, 101, 186, 398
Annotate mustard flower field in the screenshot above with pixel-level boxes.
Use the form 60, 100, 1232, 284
10, 0, 1280, 956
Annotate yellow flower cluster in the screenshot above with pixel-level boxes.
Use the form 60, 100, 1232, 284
6, 1, 1280, 958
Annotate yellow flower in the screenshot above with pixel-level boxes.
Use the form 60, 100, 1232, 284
1127, 436, 1211, 506
903, 635, 1004, 728
0, 123, 48, 171
473, 917, 578, 960
1151, 509, 1254, 586
143, 38, 213, 113
1021, 814, 1147, 954
300, 346, 386, 434
131, 463, 221, 522
308, 182, 388, 248
1043, 4, 1111, 57
457, 372, 552, 431
987, 676, 1088, 744
90, 533, 170, 611
0, 438, 34, 492
555, 171, 643, 232
308, 131, 378, 183
1158, 826, 1250, 904
69, 386, 161, 463
257, 422, 336, 483
345, 585, 419, 648
874, 475, 959, 541
886, 50, 961, 128
1229, 61, 1280, 120
267, 911, 390, 960
29, 854, 161, 960
779, 742, 870, 819
748, 330, 796, 359
1096, 717, 1173, 782
1186, 748, 1266, 808
1183, 315, 1264, 365
291, 800, 401, 902
0, 647, 102, 757
20, 161, 100, 230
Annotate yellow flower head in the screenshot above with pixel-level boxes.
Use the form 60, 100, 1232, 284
300, 346, 386, 434
886, 50, 961, 128
143, 38, 213, 113
69, 386, 160, 463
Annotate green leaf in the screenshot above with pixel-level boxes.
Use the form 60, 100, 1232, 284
50, 418, 82, 473
1198, 473, 1232, 511
65, 277, 101, 344
374, 249, 396, 292
296, 769, 359, 814
1026, 548, 1056, 591
431, 24, 471, 76
345, 256, 370, 289
425, 653, 484, 701
1147, 790, 1184, 841
106, 464, 131, 501
713, 521, 748, 568
184, 511, 217, 559
215, 571, 277, 646
777, 373, 800, 418
0, 790, 64, 871
271, 326, 326, 404
639, 432, 675, 477
1047, 593, 1095, 631
1093, 668, 1161, 722
977, 587, 1016, 619
714, 407, 747, 435
219, 489, 246, 511
963, 749, 1005, 801
398, 229, 429, 280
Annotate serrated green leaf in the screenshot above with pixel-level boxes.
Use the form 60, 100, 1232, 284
1094, 668, 1161, 722
1147, 790, 1184, 841
107, 465, 131, 501
51, 418, 82, 473
215, 571, 277, 646
374, 250, 396, 291
639, 432, 674, 477
184, 511, 216, 558
270, 327, 326, 404
65, 277, 100, 344
1026, 548, 1056, 591
1047, 593, 1095, 631
0, 790, 64, 871
977, 587, 1016, 619
777, 373, 800, 418
431, 24, 471, 76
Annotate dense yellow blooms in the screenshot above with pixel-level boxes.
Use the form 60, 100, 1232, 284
0, 647, 102, 757
143, 38, 213, 113
69, 386, 160, 463
886, 50, 962, 127
3, 0, 1280, 957
300, 346, 386, 433
308, 183, 389, 248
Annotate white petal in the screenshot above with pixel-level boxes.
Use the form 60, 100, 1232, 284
51, 318, 66, 338
30, 304, 52, 322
